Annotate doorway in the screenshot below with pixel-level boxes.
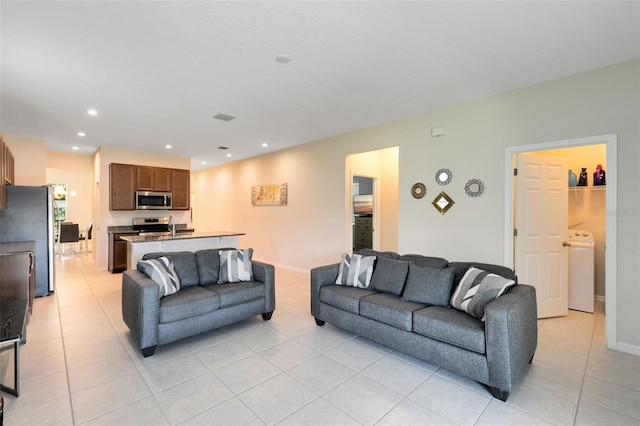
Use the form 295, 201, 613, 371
345, 147, 399, 254
353, 176, 375, 251
504, 134, 617, 348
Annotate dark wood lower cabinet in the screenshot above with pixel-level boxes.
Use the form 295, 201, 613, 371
0, 242, 35, 314
108, 232, 137, 273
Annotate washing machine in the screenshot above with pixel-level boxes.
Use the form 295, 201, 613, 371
567, 229, 595, 313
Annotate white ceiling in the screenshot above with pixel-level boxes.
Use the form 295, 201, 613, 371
2, 1, 638, 170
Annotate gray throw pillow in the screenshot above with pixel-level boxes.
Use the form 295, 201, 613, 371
401, 264, 455, 307
218, 248, 254, 283
335, 253, 376, 288
450, 267, 516, 320
137, 257, 181, 298
369, 257, 410, 295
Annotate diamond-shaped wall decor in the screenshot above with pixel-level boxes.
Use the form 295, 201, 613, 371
432, 191, 454, 215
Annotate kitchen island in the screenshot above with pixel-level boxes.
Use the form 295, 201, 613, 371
120, 231, 245, 271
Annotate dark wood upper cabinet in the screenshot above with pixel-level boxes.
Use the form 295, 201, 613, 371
136, 166, 171, 192
0, 138, 5, 209
110, 163, 136, 210
109, 163, 189, 211
0, 137, 15, 209
171, 169, 190, 210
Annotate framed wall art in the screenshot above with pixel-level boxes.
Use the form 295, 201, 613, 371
251, 183, 288, 206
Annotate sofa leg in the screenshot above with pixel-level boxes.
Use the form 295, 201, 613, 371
261, 312, 273, 321
529, 353, 535, 363
141, 346, 157, 357
490, 387, 510, 402
314, 318, 325, 326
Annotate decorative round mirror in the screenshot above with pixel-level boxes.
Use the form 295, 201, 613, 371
465, 179, 485, 197
435, 168, 452, 186
411, 182, 426, 199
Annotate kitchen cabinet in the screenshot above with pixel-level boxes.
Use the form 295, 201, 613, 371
353, 216, 373, 251
136, 166, 171, 192
0, 242, 35, 314
0, 138, 15, 210
0, 138, 5, 209
110, 163, 136, 210
109, 163, 189, 211
171, 169, 190, 210
108, 231, 138, 273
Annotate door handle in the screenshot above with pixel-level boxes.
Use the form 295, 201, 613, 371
562, 241, 570, 247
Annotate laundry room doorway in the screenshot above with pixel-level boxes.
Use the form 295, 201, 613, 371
505, 134, 617, 347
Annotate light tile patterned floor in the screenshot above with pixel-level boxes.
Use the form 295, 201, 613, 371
1, 254, 639, 425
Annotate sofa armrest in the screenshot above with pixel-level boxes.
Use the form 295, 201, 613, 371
310, 263, 339, 317
252, 261, 276, 313
122, 270, 160, 351
484, 284, 538, 398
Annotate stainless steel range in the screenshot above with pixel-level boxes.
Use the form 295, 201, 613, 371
132, 217, 172, 236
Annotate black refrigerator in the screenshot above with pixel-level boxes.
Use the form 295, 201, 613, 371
0, 185, 55, 296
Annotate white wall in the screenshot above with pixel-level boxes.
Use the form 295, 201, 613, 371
194, 59, 639, 350
2, 134, 47, 185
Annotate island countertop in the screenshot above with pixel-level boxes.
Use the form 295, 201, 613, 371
122, 231, 245, 270
119, 231, 244, 244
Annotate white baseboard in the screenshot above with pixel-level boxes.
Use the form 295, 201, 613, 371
594, 295, 605, 303
615, 341, 640, 356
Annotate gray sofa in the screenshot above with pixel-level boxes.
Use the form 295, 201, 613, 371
310, 250, 537, 401
122, 249, 275, 357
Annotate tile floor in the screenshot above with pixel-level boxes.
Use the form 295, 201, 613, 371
1, 253, 639, 425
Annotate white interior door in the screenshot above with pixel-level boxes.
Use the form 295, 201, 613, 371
515, 153, 568, 318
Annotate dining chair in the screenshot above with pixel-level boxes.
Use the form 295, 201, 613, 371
58, 223, 80, 256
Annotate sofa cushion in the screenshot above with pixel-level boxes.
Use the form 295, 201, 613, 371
399, 254, 449, 269
369, 257, 410, 296
319, 285, 378, 314
159, 286, 220, 323
358, 249, 401, 260
360, 293, 426, 331
413, 306, 486, 354
137, 257, 181, 298
196, 248, 236, 285
450, 267, 516, 320
142, 252, 200, 288
335, 253, 376, 288
401, 264, 455, 307
218, 249, 254, 283
204, 281, 264, 309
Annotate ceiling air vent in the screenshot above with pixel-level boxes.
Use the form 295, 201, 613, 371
213, 113, 236, 122
217, 146, 229, 150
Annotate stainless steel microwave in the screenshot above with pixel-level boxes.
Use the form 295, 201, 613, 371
135, 191, 172, 210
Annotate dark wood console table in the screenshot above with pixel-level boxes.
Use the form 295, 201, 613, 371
0, 299, 28, 396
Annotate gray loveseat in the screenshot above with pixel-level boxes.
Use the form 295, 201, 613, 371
310, 250, 537, 401
122, 249, 275, 357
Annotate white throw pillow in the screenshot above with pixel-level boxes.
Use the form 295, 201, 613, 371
218, 248, 254, 283
137, 257, 181, 298
335, 253, 376, 288
450, 267, 516, 320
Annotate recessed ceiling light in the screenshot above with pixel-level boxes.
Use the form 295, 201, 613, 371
77, 132, 86, 137
275, 55, 291, 64
72, 146, 79, 150
87, 109, 99, 116
261, 142, 268, 147
165, 144, 172, 149
201, 161, 206, 165
226, 153, 232, 158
